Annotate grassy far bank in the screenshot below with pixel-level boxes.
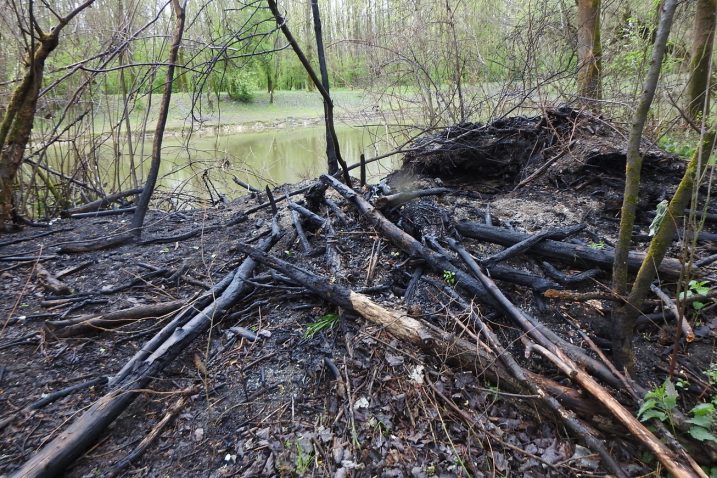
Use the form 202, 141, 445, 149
91, 88, 378, 135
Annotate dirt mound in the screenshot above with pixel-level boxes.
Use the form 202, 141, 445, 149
402, 107, 681, 195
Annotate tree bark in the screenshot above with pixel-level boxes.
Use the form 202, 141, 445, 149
0, 0, 96, 232
686, 0, 717, 121
131, 0, 186, 238
576, 0, 602, 105
311, 0, 342, 176
613, 129, 717, 372
610, 0, 678, 370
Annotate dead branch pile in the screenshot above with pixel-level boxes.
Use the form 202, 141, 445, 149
3, 108, 716, 477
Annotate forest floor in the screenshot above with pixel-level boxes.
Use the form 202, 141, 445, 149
1, 108, 717, 477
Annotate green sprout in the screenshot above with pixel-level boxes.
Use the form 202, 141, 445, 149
443, 270, 457, 286
304, 313, 339, 338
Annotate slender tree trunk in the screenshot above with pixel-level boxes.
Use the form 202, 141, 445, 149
311, 0, 340, 176
686, 0, 717, 121
446, 1, 465, 123
0, 0, 96, 231
611, 0, 679, 370
614, 129, 717, 373
267, 0, 351, 184
304, 0, 315, 91
131, 0, 186, 238
576, 0, 602, 106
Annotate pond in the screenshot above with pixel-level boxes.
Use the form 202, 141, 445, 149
112, 125, 404, 203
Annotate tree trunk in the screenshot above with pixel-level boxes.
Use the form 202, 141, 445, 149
686, 0, 717, 121
266, 0, 351, 183
304, 0, 315, 91
131, 0, 186, 238
610, 0, 680, 370
0, 0, 96, 232
311, 0, 341, 176
0, 33, 61, 231
576, 0, 602, 106
614, 129, 717, 372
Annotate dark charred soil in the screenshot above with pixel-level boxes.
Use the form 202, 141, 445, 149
1, 108, 716, 477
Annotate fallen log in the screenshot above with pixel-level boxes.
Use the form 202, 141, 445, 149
288, 201, 326, 228
68, 207, 136, 219
481, 224, 584, 268
456, 222, 686, 278
532, 341, 707, 478
451, 302, 625, 476
11, 224, 282, 478
60, 188, 142, 217
46, 300, 186, 337
540, 262, 602, 285
448, 238, 622, 390
425, 236, 560, 292
321, 175, 613, 380
235, 241, 507, 377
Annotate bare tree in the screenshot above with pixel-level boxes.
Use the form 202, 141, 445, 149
131, 0, 187, 239
267, 0, 350, 183
576, 0, 602, 106
686, 0, 716, 121
0, 0, 96, 232
611, 0, 679, 371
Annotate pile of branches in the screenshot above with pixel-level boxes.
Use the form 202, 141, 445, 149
7, 167, 715, 477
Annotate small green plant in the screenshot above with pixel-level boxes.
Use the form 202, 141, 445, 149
686, 402, 717, 443
587, 240, 606, 250
679, 280, 711, 311
705, 364, 717, 386
284, 250, 294, 258
443, 270, 456, 286
304, 313, 339, 338
637, 377, 717, 444
287, 439, 313, 474
637, 378, 678, 425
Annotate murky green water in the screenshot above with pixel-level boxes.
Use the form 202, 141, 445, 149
112, 125, 403, 202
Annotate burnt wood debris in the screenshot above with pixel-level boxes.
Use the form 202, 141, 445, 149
2, 108, 717, 477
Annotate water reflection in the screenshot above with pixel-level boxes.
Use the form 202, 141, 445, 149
132, 125, 402, 201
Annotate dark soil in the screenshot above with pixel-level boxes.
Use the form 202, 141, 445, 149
1, 108, 716, 477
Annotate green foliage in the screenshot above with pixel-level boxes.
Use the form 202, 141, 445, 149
227, 70, 256, 103
678, 280, 711, 311
443, 270, 456, 286
658, 135, 697, 159
637, 378, 678, 424
687, 402, 717, 443
587, 240, 606, 250
638, 377, 717, 444
705, 364, 717, 386
304, 313, 339, 338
